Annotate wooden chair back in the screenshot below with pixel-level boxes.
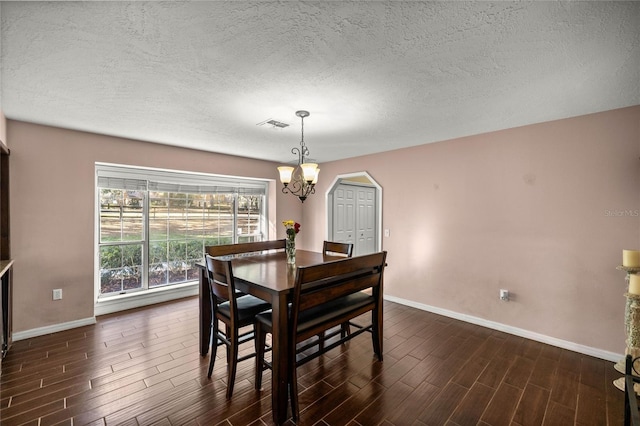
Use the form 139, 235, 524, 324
205, 254, 236, 310
291, 251, 387, 342
205, 239, 286, 257
323, 241, 354, 258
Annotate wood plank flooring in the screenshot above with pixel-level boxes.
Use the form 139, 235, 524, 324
0, 296, 626, 425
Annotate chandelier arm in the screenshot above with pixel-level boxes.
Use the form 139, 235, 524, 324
291, 146, 303, 164
281, 171, 315, 194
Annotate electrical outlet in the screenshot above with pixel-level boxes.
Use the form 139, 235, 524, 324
53, 289, 62, 300
499, 289, 509, 301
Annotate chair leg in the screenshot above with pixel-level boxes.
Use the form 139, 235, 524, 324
227, 327, 239, 399
340, 321, 351, 339
207, 319, 219, 378
225, 324, 232, 365
290, 358, 300, 422
255, 322, 267, 390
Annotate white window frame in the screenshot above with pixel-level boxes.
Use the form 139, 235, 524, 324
94, 162, 270, 315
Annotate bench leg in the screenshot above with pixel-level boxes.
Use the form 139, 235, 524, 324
372, 309, 383, 361
340, 321, 351, 338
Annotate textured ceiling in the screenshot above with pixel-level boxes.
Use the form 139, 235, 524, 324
1, 1, 639, 164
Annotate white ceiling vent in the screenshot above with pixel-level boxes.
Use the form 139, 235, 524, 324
257, 119, 289, 129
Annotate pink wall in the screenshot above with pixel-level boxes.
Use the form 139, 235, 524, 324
8, 106, 640, 355
302, 106, 640, 354
8, 121, 301, 332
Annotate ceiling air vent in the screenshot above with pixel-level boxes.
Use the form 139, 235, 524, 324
256, 118, 289, 128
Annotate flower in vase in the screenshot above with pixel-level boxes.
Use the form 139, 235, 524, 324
283, 220, 300, 264
283, 220, 301, 240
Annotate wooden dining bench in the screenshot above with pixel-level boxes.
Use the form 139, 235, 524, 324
254, 251, 388, 421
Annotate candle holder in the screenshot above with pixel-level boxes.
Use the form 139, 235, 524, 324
614, 265, 640, 374
614, 293, 640, 392
614, 264, 640, 395
615, 266, 640, 374
616, 266, 640, 274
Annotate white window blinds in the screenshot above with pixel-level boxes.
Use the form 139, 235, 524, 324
96, 163, 268, 195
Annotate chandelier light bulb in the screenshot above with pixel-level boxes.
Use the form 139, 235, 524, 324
277, 166, 294, 185
300, 163, 318, 183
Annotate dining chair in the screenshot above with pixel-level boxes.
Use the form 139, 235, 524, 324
323, 240, 353, 259
205, 254, 271, 399
203, 240, 284, 353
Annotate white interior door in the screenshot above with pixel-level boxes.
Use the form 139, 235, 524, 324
332, 184, 356, 245
330, 181, 377, 256
355, 186, 376, 256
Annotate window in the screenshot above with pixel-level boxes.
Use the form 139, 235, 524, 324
96, 163, 267, 298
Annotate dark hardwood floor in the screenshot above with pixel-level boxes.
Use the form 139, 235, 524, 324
0, 297, 625, 425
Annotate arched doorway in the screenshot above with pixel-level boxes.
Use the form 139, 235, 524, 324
326, 172, 382, 256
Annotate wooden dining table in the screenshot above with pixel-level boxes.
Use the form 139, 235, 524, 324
197, 249, 340, 424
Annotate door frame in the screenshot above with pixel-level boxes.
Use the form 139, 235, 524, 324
325, 171, 382, 253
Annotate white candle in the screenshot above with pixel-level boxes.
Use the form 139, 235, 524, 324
623, 250, 640, 267
630, 274, 640, 295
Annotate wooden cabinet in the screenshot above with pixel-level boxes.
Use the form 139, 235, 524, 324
1, 260, 13, 358
1, 140, 9, 259
1, 140, 11, 358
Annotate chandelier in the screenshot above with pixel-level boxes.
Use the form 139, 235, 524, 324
277, 110, 320, 203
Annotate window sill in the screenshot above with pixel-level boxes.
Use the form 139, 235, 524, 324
95, 281, 199, 316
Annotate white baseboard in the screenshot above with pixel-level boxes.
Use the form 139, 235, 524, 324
14, 288, 620, 362
384, 295, 622, 363
13, 283, 199, 342
13, 317, 97, 342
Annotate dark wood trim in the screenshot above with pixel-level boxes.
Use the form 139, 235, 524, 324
1, 149, 10, 259
0, 141, 11, 359
0, 260, 13, 359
